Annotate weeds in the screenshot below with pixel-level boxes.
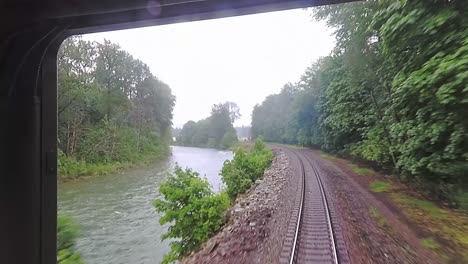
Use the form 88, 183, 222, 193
320, 153, 337, 160
421, 237, 440, 250
351, 164, 374, 175
369, 207, 388, 228
390, 193, 468, 261
370, 181, 392, 193
396, 197, 445, 219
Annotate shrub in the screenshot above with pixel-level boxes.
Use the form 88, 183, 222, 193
153, 166, 230, 264
57, 215, 84, 264
221, 138, 273, 200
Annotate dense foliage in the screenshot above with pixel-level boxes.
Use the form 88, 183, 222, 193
251, 0, 467, 203
221, 138, 274, 200
177, 102, 240, 149
57, 37, 175, 178
57, 215, 84, 264
153, 166, 230, 264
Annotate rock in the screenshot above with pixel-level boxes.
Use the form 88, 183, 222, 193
255, 179, 263, 184
224, 209, 232, 220
207, 241, 218, 253
249, 222, 256, 227
234, 207, 244, 213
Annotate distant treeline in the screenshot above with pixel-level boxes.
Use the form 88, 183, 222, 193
58, 37, 175, 178
176, 102, 240, 150
252, 1, 467, 203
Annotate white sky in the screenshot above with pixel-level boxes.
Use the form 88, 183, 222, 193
84, 8, 334, 127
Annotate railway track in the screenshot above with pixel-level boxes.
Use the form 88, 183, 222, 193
277, 146, 348, 264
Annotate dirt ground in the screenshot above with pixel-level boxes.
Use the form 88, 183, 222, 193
310, 149, 468, 263
301, 149, 441, 264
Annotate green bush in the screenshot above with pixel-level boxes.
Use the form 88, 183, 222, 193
57, 215, 84, 264
153, 166, 230, 264
221, 138, 273, 200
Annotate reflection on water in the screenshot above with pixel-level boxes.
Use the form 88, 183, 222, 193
58, 146, 233, 264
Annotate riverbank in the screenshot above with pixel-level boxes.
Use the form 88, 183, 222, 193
183, 149, 292, 263
58, 145, 171, 181
58, 146, 233, 264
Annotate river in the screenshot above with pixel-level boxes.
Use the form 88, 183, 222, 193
58, 146, 233, 264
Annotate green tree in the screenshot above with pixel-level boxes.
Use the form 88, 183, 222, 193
252, 0, 468, 203
375, 0, 468, 188
178, 102, 240, 149
57, 37, 175, 178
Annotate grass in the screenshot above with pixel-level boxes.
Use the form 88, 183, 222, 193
320, 152, 337, 160
58, 148, 169, 180
369, 207, 389, 228
390, 193, 468, 262
421, 237, 440, 250
350, 164, 374, 175
369, 181, 392, 193
396, 197, 445, 219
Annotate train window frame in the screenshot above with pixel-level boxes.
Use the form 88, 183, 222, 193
0, 1, 354, 263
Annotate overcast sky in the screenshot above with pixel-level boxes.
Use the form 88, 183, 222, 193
84, 8, 335, 127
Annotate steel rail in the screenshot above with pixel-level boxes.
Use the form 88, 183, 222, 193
302, 153, 339, 264
286, 146, 339, 264
288, 149, 305, 264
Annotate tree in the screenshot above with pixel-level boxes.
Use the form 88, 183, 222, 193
178, 102, 240, 149
252, 0, 468, 202
57, 37, 176, 178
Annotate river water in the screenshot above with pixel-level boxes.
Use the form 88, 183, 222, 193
58, 146, 233, 264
